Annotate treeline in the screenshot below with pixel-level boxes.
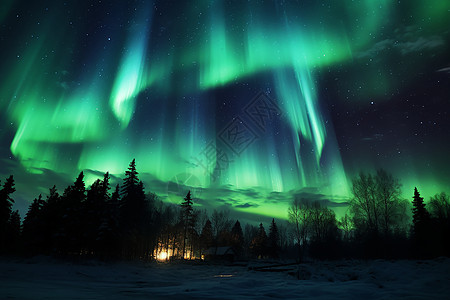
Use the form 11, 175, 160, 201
0, 159, 284, 260
0, 163, 449, 261
288, 170, 450, 260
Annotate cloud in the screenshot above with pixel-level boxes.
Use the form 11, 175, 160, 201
398, 36, 444, 55
437, 66, 450, 74
236, 188, 260, 199
356, 26, 445, 59
356, 39, 394, 59
0, 159, 76, 220
361, 133, 384, 142
290, 187, 349, 208
319, 199, 349, 208
235, 202, 259, 209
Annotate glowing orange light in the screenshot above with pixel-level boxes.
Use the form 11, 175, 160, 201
156, 251, 168, 261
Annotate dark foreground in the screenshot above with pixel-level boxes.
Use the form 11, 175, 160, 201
1, 257, 449, 299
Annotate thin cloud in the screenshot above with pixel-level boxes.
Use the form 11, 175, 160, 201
235, 202, 259, 209
356, 26, 445, 59
437, 66, 450, 73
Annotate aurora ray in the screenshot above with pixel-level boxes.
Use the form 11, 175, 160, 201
0, 0, 449, 223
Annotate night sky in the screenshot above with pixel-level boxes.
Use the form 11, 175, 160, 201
1, 0, 449, 223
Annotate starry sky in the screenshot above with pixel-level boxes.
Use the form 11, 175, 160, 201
1, 0, 449, 223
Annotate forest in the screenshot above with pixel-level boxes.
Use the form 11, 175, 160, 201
1, 159, 449, 261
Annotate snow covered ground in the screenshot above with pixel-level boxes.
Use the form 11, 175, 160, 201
1, 257, 449, 299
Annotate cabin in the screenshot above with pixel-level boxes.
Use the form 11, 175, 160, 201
204, 246, 236, 261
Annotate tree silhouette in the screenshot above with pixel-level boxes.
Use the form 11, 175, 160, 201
350, 170, 406, 237
10, 158, 450, 261
412, 187, 429, 233
181, 190, 194, 259
288, 197, 311, 260
58, 172, 86, 255
9, 210, 21, 251
429, 192, 449, 221
211, 209, 232, 239
120, 159, 147, 259
375, 170, 407, 236
250, 223, 267, 259
41, 185, 61, 255
200, 219, 214, 255
411, 187, 433, 257
97, 183, 121, 258
83, 172, 111, 256
338, 213, 354, 240
0, 175, 15, 253
230, 220, 244, 257
428, 192, 450, 256
268, 218, 279, 258
23, 194, 46, 254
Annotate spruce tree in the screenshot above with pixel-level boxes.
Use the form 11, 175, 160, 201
122, 159, 140, 196
0, 175, 15, 252
411, 187, 435, 257
268, 218, 280, 258
59, 172, 86, 255
120, 159, 147, 259
121, 160, 146, 228
251, 223, 268, 258
23, 194, 46, 253
181, 190, 194, 259
8, 210, 21, 252
111, 184, 120, 202
412, 187, 430, 236
230, 220, 244, 256
41, 185, 60, 254
0, 176, 16, 223
84, 172, 111, 255
98, 183, 121, 259
200, 219, 214, 254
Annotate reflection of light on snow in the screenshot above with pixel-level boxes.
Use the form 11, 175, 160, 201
213, 274, 234, 278
156, 251, 168, 261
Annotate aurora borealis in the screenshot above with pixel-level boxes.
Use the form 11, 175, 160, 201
1, 0, 449, 222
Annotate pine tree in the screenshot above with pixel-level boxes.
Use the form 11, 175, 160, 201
412, 187, 430, 235
251, 223, 268, 258
111, 184, 120, 202
98, 183, 121, 259
230, 220, 244, 256
268, 218, 280, 258
200, 219, 214, 254
84, 172, 111, 255
122, 159, 139, 196
120, 159, 147, 259
8, 210, 21, 252
0, 175, 15, 252
41, 185, 60, 254
121, 160, 146, 229
23, 194, 46, 253
59, 172, 86, 255
181, 190, 194, 259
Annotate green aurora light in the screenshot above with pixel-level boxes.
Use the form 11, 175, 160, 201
1, 0, 449, 222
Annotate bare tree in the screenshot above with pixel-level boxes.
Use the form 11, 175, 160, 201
194, 208, 209, 235
288, 197, 311, 247
350, 170, 406, 236
277, 221, 290, 250
350, 172, 379, 233
429, 192, 450, 220
309, 201, 337, 242
211, 209, 232, 238
338, 213, 354, 240
375, 169, 403, 235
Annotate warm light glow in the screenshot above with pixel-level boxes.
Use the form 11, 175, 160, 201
156, 250, 168, 261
